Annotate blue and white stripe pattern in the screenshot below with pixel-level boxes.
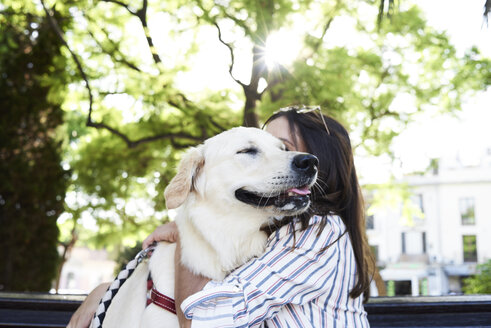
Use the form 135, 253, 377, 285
181, 215, 369, 327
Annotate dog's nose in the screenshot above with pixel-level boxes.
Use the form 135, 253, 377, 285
292, 154, 318, 174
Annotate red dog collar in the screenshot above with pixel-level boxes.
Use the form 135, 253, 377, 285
147, 277, 176, 314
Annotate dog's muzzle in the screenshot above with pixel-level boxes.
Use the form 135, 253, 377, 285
235, 154, 318, 213
292, 154, 318, 176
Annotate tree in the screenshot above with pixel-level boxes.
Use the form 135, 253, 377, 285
0, 1, 69, 291
463, 260, 491, 294
42, 0, 489, 245
377, 0, 491, 27
4, 0, 490, 291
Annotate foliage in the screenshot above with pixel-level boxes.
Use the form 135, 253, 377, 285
365, 181, 424, 226
0, 1, 69, 291
463, 260, 491, 294
2, 0, 490, 260
113, 242, 143, 275
60, 0, 490, 249
262, 5, 491, 155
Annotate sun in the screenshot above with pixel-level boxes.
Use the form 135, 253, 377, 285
264, 29, 302, 70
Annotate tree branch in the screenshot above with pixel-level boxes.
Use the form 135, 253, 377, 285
42, 0, 204, 148
136, 0, 162, 65
86, 121, 204, 148
131, 131, 203, 147
353, 66, 397, 149
484, 0, 491, 26
55, 217, 78, 292
100, 0, 162, 65
212, 22, 246, 88
99, 91, 127, 96
377, 0, 396, 29
170, 138, 197, 149
309, 16, 335, 54
208, 117, 227, 132
310, 0, 343, 52
214, 3, 253, 36
40, 0, 94, 125
87, 28, 142, 72
377, 0, 386, 29
259, 63, 293, 98
101, 0, 136, 15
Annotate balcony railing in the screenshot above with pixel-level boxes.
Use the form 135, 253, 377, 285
0, 292, 490, 327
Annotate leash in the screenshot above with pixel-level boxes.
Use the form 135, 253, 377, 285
91, 244, 156, 328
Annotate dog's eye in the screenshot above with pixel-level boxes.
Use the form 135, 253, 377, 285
237, 147, 259, 155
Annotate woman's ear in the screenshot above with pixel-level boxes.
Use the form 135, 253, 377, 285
164, 146, 205, 209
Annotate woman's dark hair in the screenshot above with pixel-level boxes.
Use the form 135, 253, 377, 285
263, 107, 374, 302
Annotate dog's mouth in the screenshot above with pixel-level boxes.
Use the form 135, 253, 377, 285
235, 186, 311, 212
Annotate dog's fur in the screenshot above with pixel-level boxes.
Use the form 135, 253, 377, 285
94, 127, 317, 328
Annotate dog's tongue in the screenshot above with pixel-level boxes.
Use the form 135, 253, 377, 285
287, 187, 311, 195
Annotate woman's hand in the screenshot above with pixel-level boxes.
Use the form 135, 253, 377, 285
174, 237, 210, 328
67, 282, 111, 328
142, 221, 179, 249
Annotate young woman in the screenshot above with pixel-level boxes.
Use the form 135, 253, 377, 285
68, 106, 372, 328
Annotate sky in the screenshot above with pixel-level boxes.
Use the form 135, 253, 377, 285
55, 1, 491, 293
72, 0, 491, 187
355, 0, 491, 182
64, 0, 491, 240
391, 1, 491, 174
167, 1, 491, 183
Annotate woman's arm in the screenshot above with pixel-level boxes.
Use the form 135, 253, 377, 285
177, 216, 348, 327
68, 222, 179, 328
174, 237, 210, 328
67, 282, 111, 328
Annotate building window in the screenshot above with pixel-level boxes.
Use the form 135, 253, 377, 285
422, 231, 427, 254
410, 194, 425, 224
387, 280, 412, 296
413, 194, 424, 214
401, 232, 406, 254
463, 235, 477, 262
366, 215, 374, 230
459, 197, 475, 225
401, 231, 426, 255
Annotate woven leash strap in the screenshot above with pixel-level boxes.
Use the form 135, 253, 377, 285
90, 244, 156, 328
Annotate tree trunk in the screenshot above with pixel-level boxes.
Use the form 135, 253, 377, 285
243, 90, 259, 127
54, 227, 77, 293
241, 44, 265, 127
54, 246, 68, 292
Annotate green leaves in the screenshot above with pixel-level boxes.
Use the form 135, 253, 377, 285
463, 260, 491, 294
4, 0, 489, 260
365, 181, 424, 227
0, 1, 69, 291
59, 0, 489, 250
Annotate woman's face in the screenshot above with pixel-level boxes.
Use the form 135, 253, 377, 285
265, 116, 308, 153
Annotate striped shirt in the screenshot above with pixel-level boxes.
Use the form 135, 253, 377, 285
181, 215, 369, 327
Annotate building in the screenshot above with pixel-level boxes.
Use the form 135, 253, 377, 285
55, 247, 116, 294
367, 152, 491, 296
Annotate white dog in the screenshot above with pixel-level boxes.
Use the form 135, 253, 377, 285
94, 127, 318, 328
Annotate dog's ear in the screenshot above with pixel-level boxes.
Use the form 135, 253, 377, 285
164, 146, 205, 209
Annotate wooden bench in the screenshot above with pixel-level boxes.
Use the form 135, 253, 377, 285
1, 292, 490, 327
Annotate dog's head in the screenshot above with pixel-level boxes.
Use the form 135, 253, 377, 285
164, 127, 318, 216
